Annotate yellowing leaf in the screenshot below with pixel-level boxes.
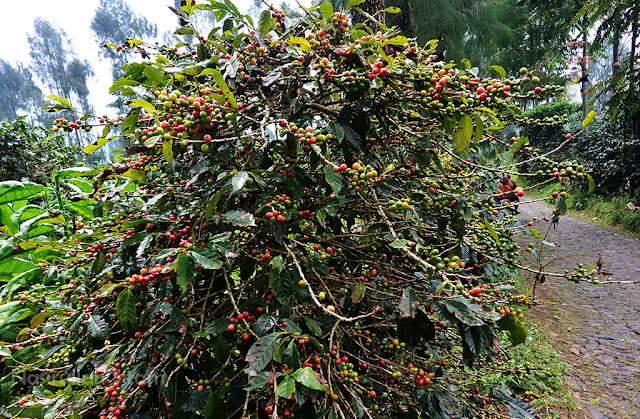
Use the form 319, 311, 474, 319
582, 109, 596, 128
490, 65, 506, 78
30, 311, 49, 328
126, 99, 157, 113
162, 140, 174, 163
453, 115, 473, 152
287, 37, 311, 53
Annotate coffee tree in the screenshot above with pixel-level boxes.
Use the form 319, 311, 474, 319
0, 1, 589, 418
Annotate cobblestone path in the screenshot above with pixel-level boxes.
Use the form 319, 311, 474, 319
515, 199, 640, 419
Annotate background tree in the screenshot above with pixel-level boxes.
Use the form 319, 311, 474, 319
91, 0, 157, 113
27, 18, 94, 145
28, 19, 94, 114
0, 60, 47, 125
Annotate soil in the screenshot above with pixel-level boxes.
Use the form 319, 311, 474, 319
514, 198, 640, 419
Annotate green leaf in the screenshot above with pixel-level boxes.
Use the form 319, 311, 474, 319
162, 140, 174, 163
83, 136, 117, 154
346, 0, 366, 11
121, 169, 146, 184
390, 239, 408, 249
586, 173, 595, 194
320, 2, 334, 18
46, 94, 71, 108
204, 185, 230, 221
582, 110, 596, 128
384, 6, 401, 13
482, 220, 500, 245
270, 268, 293, 306
351, 282, 366, 304
223, 210, 256, 226
87, 315, 110, 339
495, 388, 540, 418
490, 65, 506, 78
282, 339, 301, 370
175, 253, 197, 293
54, 166, 94, 178
231, 172, 249, 193
275, 377, 296, 400
136, 235, 153, 258
497, 315, 527, 345
286, 37, 311, 53
270, 255, 285, 273
245, 332, 284, 376
0, 267, 43, 298
126, 99, 157, 113
257, 9, 275, 35
304, 316, 322, 336
204, 318, 229, 334
204, 390, 226, 419
116, 289, 136, 333
399, 288, 418, 318
474, 114, 484, 143
215, 335, 230, 363
387, 35, 408, 45
245, 371, 280, 391
291, 367, 328, 391
324, 165, 342, 196
109, 78, 140, 94
175, 27, 196, 35
453, 115, 473, 152
461, 58, 471, 70
555, 195, 567, 215
0, 346, 11, 358
143, 66, 163, 83
208, 69, 237, 109
0, 182, 46, 206
190, 251, 223, 270
442, 298, 497, 326
122, 107, 140, 136
529, 229, 541, 238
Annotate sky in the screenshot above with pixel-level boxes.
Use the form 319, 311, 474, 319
0, 0, 309, 117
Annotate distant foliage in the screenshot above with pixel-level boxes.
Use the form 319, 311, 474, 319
0, 117, 80, 184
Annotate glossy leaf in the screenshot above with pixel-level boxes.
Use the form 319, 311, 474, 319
453, 115, 473, 152
190, 251, 223, 270
324, 164, 342, 196
87, 315, 110, 339
292, 367, 328, 391
245, 332, 284, 376
116, 289, 136, 333
162, 140, 173, 163
275, 377, 296, 400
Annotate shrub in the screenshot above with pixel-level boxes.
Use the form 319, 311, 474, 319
0, 117, 81, 184
0, 2, 577, 418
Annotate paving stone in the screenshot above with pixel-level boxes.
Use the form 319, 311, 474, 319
515, 201, 640, 417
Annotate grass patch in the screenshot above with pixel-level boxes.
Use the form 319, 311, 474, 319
520, 179, 640, 234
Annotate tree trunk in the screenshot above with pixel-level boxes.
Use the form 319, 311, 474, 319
631, 7, 638, 136
580, 21, 589, 133
612, 27, 620, 80
394, 0, 415, 38
351, 0, 386, 30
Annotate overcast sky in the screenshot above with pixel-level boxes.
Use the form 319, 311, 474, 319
0, 0, 309, 117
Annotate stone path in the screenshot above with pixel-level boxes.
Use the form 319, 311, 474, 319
515, 199, 640, 419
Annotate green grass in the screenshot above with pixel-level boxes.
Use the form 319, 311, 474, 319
520, 179, 640, 234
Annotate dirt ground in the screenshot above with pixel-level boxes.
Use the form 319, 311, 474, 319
514, 198, 640, 419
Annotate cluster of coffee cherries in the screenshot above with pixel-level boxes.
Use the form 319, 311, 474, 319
344, 162, 380, 192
